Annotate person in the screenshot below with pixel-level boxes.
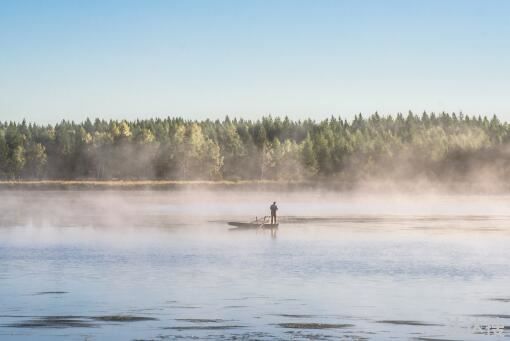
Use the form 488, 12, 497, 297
270, 201, 278, 224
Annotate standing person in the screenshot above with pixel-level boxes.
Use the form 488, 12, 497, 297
270, 202, 278, 224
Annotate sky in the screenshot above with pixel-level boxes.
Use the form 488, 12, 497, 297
1, 0, 509, 123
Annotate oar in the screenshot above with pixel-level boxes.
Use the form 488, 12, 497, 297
250, 216, 264, 230
255, 216, 268, 230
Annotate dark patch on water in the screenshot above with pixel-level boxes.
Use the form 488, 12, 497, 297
157, 331, 275, 340
413, 338, 462, 341
376, 320, 442, 326
283, 330, 339, 340
92, 315, 158, 322
33, 291, 68, 295
3, 316, 97, 329
276, 322, 354, 329
2, 314, 157, 329
163, 325, 246, 330
488, 297, 510, 303
272, 314, 317, 318
223, 305, 247, 308
470, 314, 510, 318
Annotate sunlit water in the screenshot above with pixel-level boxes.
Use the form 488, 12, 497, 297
1, 190, 510, 340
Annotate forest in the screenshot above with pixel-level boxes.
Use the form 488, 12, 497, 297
1, 112, 509, 183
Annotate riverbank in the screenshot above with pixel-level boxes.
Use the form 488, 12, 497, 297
0, 179, 508, 193
0, 180, 321, 191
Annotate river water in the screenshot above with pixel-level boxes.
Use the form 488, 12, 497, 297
0, 190, 509, 340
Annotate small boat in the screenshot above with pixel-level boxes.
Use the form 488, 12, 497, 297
228, 216, 279, 230
228, 221, 279, 229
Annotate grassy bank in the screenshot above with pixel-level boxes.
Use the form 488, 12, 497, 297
0, 180, 326, 191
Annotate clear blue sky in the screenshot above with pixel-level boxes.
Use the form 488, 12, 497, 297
1, 0, 509, 123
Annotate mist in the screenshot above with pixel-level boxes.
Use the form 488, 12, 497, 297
2, 188, 510, 340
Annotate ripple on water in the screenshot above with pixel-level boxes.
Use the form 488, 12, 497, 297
174, 318, 231, 323
376, 320, 443, 326
488, 297, 510, 303
276, 322, 354, 329
413, 338, 463, 341
3, 315, 158, 328
92, 315, 158, 322
163, 325, 247, 330
272, 314, 317, 318
32, 291, 69, 295
3, 316, 97, 329
470, 314, 510, 319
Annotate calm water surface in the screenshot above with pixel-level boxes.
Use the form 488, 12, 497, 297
0, 190, 509, 340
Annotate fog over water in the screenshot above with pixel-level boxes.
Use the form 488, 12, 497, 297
1, 190, 509, 340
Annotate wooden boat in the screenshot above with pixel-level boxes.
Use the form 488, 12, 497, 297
228, 221, 279, 229
228, 216, 279, 230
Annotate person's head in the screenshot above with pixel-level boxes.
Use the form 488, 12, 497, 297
273, 201, 276, 204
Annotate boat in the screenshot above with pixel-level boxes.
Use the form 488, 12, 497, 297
228, 216, 279, 230
228, 221, 279, 229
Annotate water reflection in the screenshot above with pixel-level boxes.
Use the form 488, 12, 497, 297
0, 190, 509, 340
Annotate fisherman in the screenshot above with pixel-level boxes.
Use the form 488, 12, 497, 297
270, 201, 278, 224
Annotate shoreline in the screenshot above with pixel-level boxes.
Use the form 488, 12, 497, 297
0, 179, 508, 194
0, 180, 327, 191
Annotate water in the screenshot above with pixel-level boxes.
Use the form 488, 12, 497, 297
0, 190, 509, 340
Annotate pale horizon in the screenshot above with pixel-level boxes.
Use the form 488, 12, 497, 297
1, 0, 509, 123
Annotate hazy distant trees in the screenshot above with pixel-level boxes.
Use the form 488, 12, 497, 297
1, 112, 510, 182
24, 143, 47, 178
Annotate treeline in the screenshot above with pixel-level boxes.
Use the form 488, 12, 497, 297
1, 112, 510, 182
